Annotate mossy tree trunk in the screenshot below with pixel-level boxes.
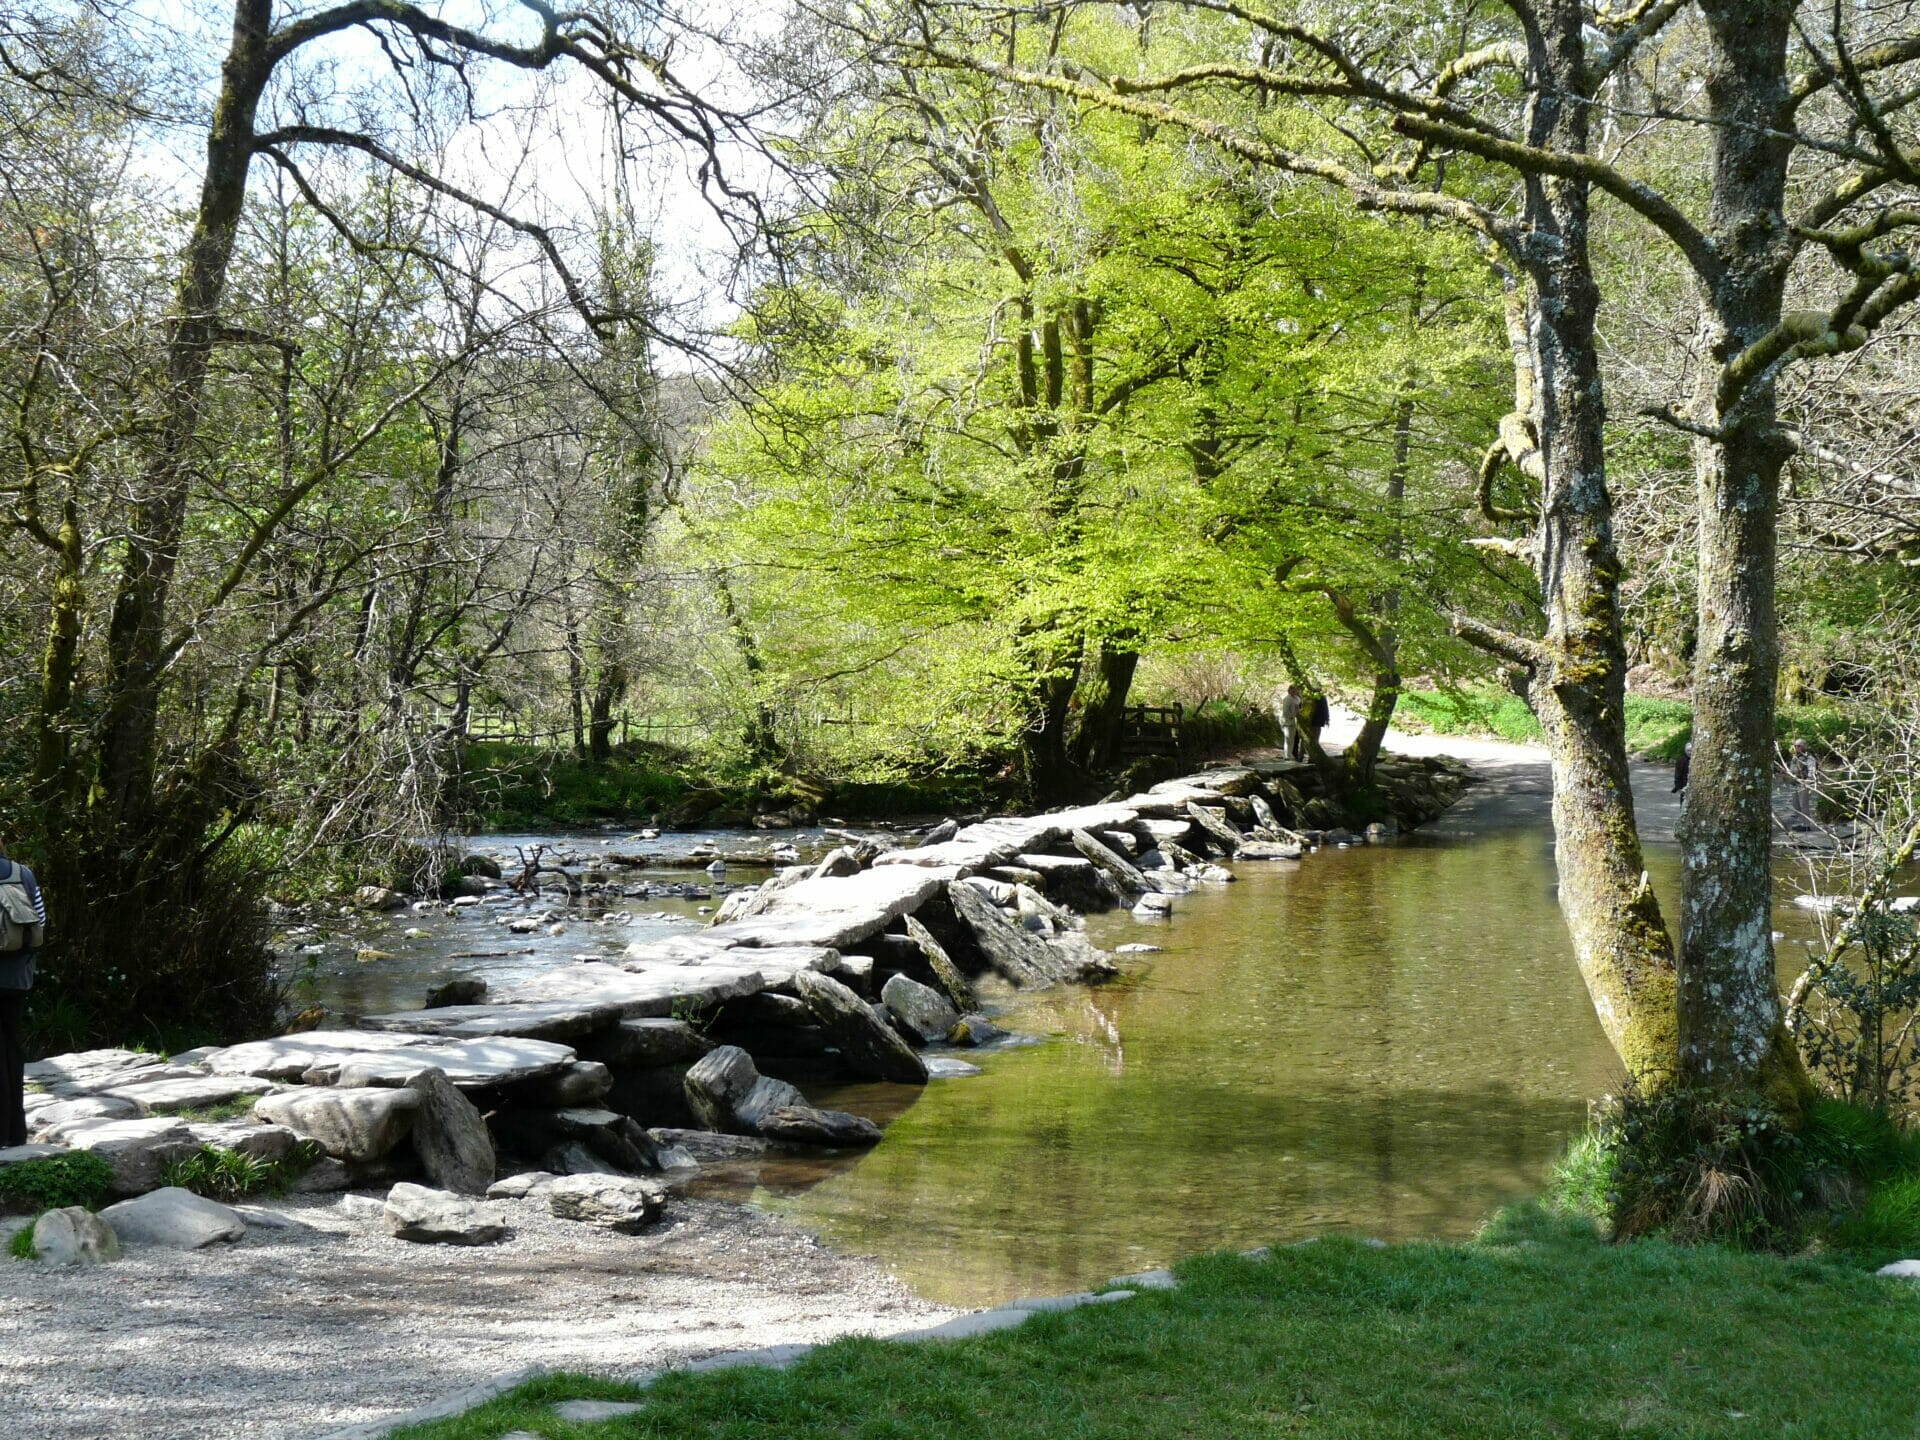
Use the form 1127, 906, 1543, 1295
1677, 0, 1813, 1108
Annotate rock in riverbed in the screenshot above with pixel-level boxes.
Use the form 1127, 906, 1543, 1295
383, 1182, 508, 1245
545, 1174, 665, 1233
684, 1046, 881, 1148
100, 1187, 245, 1250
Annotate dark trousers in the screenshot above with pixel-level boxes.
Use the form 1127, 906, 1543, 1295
0, 990, 25, 1148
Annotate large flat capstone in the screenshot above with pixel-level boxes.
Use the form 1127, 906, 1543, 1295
708, 868, 948, 949
200, 1030, 575, 1090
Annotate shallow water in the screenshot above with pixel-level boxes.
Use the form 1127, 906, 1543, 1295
748, 830, 1844, 1308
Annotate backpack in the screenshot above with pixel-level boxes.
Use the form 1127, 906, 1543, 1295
0, 862, 44, 954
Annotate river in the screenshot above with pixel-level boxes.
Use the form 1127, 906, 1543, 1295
303, 746, 1860, 1309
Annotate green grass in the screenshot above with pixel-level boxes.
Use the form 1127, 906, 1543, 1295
8, 1224, 35, 1260
389, 1228, 1920, 1440
1399, 687, 1849, 762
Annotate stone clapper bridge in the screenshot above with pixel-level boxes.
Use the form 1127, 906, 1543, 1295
7, 758, 1461, 1259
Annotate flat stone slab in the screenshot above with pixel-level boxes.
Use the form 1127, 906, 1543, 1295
200, 1031, 428, 1081
895, 1309, 1035, 1342
554, 1400, 649, 1422
202, 1029, 574, 1090
99, 1074, 275, 1116
494, 963, 767, 1020
316, 1037, 577, 1089
710, 868, 948, 949
0, 1143, 67, 1167
24, 1049, 170, 1090
873, 837, 1020, 874
356, 1001, 622, 1042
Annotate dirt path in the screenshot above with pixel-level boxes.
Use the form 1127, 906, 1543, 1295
0, 1192, 951, 1440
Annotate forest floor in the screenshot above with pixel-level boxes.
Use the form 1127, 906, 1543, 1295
386, 1220, 1920, 1440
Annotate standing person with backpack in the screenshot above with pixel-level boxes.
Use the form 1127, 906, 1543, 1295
0, 839, 46, 1148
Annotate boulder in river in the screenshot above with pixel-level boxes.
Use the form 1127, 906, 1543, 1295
353, 885, 405, 912
946, 880, 1067, 988
683, 1045, 881, 1147
902, 914, 976, 1013
792, 970, 928, 1085
881, 975, 960, 1046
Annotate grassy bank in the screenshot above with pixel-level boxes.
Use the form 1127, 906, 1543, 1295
1398, 687, 1849, 762
393, 1220, 1920, 1440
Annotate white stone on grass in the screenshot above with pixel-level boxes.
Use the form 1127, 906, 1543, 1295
1108, 1268, 1178, 1290
552, 1400, 647, 1422
1876, 1259, 1920, 1279
101, 1186, 246, 1249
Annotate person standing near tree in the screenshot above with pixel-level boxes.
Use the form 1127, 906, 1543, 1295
0, 839, 46, 1147
1275, 684, 1304, 761
1305, 691, 1331, 754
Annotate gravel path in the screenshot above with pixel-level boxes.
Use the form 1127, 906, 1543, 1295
0, 1192, 954, 1440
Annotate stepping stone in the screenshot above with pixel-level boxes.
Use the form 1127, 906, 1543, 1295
711, 868, 949, 949
200, 1031, 428, 1081
317, 1037, 577, 1090
493, 962, 766, 1020
24, 1049, 169, 1091
357, 1001, 621, 1042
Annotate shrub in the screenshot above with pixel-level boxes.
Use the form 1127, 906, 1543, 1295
1557, 1090, 1920, 1251
0, 1151, 116, 1212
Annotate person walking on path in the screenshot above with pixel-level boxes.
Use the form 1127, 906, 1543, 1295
0, 839, 45, 1147
1276, 684, 1304, 760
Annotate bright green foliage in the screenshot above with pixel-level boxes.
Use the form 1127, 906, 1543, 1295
0, 1152, 116, 1213
389, 1234, 1920, 1440
688, 14, 1509, 785
8, 1225, 35, 1261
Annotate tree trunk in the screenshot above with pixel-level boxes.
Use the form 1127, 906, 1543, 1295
94, 0, 271, 835
1070, 639, 1139, 772
1020, 633, 1084, 800
1499, 5, 1679, 1091
1677, 0, 1812, 1108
